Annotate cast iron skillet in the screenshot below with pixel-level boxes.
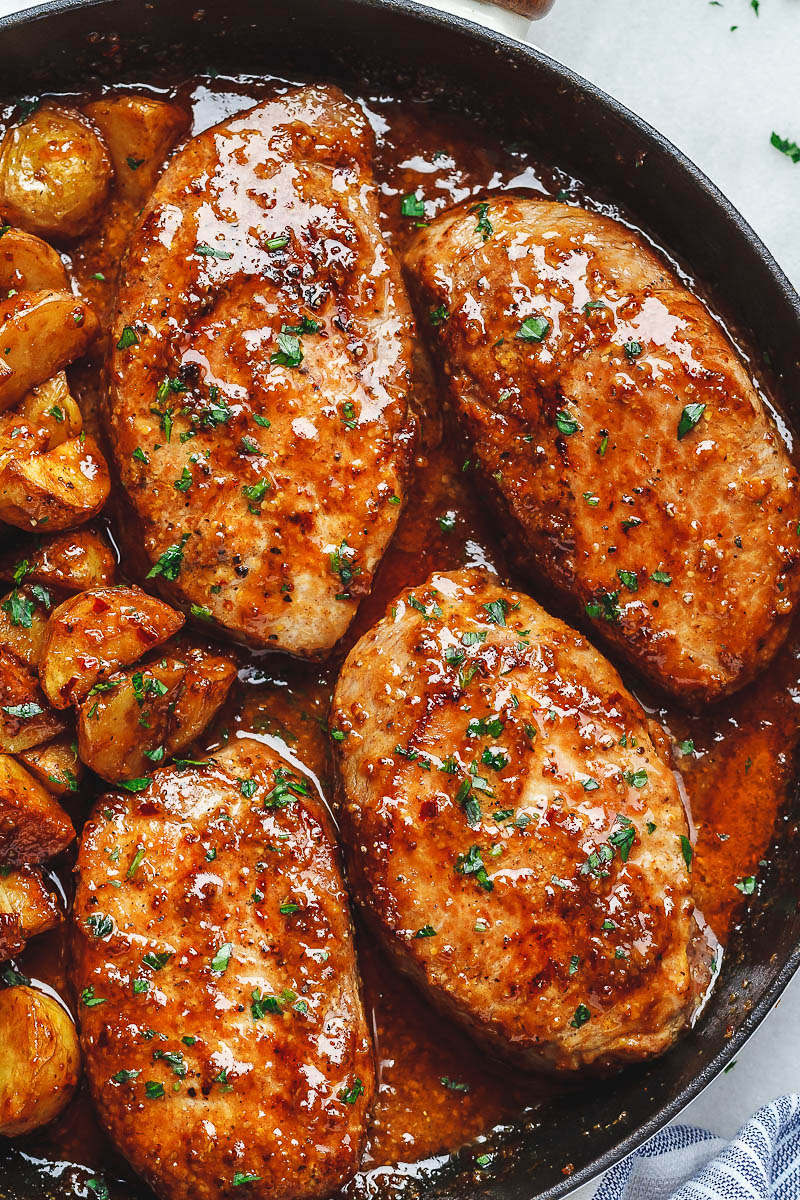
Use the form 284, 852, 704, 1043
1, 2, 799, 1198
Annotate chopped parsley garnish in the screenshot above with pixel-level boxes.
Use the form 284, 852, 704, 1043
400, 192, 425, 219
677, 402, 706, 440
2, 588, 34, 628
680, 835, 693, 871
570, 1003, 591, 1028
677, 739, 695, 756
242, 478, 270, 512
264, 767, 309, 808
338, 1077, 365, 1104
330, 540, 361, 592
233, 1175, 263, 1187
126, 845, 146, 879
735, 876, 756, 895
585, 590, 621, 624
81, 986, 106, 1007
210, 942, 233, 974
455, 844, 493, 892
270, 330, 303, 368
112, 1068, 140, 1083
624, 339, 643, 361
482, 598, 508, 626
430, 303, 449, 326
142, 951, 172, 971
650, 570, 672, 585
440, 1076, 470, 1092
86, 913, 114, 939
555, 410, 580, 436
623, 769, 648, 789
414, 925, 437, 938
147, 533, 190, 582
195, 243, 233, 260
469, 200, 493, 242
1, 701, 43, 720
173, 466, 192, 492
119, 777, 152, 793
771, 132, 800, 164
117, 326, 139, 351
608, 814, 636, 861
616, 569, 638, 593
516, 315, 550, 343
144, 1081, 165, 1099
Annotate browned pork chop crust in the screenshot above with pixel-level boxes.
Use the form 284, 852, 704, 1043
332, 569, 710, 1073
110, 85, 417, 657
72, 738, 374, 1200
405, 197, 800, 704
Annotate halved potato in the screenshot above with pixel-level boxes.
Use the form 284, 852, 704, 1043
0, 290, 98, 413
0, 372, 81, 462
0, 865, 61, 959
39, 584, 184, 709
77, 647, 236, 782
0, 433, 110, 531
0, 754, 74, 864
76, 656, 185, 782
84, 95, 189, 206
167, 648, 237, 753
18, 732, 82, 797
0, 985, 80, 1135
0, 583, 55, 668
0, 103, 113, 241
0, 227, 68, 293
0, 526, 116, 594
0, 646, 63, 754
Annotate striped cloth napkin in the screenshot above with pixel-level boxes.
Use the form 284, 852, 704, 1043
594, 1096, 800, 1200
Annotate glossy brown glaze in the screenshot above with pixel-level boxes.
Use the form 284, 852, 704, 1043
406, 196, 800, 707
72, 738, 374, 1200
333, 568, 708, 1072
0, 72, 797, 1196
109, 84, 417, 658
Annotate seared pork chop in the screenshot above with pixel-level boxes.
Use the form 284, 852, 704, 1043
72, 738, 374, 1200
110, 85, 417, 657
405, 197, 800, 705
332, 569, 710, 1072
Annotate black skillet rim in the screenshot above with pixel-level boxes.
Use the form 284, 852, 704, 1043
0, 1, 799, 1198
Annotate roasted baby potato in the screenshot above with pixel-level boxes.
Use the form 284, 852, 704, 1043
84, 95, 189, 206
0, 372, 82, 460
18, 732, 82, 797
0, 290, 98, 412
0, 433, 111, 531
0, 526, 116, 594
0, 104, 113, 241
0, 646, 63, 754
0, 583, 56, 668
0, 865, 61, 959
0, 985, 80, 1135
0, 753, 74, 864
39, 584, 184, 709
77, 648, 236, 783
0, 227, 68, 293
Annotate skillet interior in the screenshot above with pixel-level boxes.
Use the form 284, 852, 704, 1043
1, 2, 800, 1198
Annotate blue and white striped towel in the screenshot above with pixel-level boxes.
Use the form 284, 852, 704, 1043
594, 1096, 800, 1200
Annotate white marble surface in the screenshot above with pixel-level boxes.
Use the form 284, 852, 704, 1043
0, 0, 798, 1191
